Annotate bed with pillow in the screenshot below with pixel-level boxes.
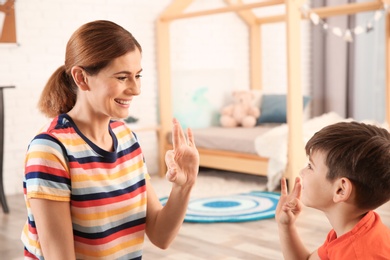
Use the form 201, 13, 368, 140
164, 94, 311, 191
156, 0, 390, 191
156, 0, 311, 191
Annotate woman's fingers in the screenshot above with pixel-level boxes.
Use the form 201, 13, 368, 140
165, 150, 175, 168
172, 118, 186, 150
186, 128, 196, 148
166, 118, 199, 186
165, 150, 177, 181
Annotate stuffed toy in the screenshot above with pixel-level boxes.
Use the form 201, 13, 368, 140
220, 90, 260, 128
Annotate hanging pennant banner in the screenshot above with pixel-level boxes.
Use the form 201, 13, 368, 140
300, 3, 388, 43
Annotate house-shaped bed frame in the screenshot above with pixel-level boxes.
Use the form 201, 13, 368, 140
156, 0, 390, 189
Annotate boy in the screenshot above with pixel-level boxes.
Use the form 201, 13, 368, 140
276, 121, 390, 259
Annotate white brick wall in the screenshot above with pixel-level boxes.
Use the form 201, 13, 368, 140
0, 0, 310, 195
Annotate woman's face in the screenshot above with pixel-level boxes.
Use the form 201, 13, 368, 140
85, 49, 142, 120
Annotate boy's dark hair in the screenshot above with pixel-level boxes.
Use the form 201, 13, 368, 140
305, 121, 390, 210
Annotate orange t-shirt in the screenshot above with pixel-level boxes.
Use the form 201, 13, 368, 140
318, 210, 390, 260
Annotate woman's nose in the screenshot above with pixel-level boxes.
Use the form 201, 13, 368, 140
126, 81, 141, 96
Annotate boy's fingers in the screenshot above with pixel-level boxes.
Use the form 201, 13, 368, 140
292, 177, 302, 199
280, 177, 288, 195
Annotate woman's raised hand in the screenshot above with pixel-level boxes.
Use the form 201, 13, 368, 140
165, 118, 199, 187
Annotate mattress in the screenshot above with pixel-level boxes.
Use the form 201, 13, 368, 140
168, 125, 278, 154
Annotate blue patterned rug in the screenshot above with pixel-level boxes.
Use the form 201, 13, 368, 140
160, 191, 280, 223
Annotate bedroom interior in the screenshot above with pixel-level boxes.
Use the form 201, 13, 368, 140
1, 0, 390, 259
156, 0, 390, 191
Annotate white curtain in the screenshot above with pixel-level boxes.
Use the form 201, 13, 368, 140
311, 0, 353, 118
310, 0, 386, 122
352, 1, 386, 122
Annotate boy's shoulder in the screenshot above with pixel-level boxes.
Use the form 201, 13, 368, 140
318, 211, 390, 259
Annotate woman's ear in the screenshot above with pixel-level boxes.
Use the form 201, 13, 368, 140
71, 66, 89, 91
333, 177, 353, 203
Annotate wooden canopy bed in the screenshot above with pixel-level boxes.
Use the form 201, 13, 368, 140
156, 0, 390, 190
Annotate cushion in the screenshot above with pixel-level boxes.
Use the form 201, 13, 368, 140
257, 94, 311, 124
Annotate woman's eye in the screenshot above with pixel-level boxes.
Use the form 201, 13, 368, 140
117, 77, 127, 81
136, 74, 142, 79
307, 163, 312, 170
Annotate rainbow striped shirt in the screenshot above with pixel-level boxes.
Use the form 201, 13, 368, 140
21, 114, 149, 260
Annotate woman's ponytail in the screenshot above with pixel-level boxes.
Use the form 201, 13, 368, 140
38, 65, 76, 118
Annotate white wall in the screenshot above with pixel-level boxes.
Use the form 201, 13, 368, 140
0, 0, 310, 195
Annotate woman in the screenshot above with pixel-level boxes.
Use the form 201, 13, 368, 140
21, 20, 199, 260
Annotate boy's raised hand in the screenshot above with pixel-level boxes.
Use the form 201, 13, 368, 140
275, 177, 303, 226
165, 118, 199, 187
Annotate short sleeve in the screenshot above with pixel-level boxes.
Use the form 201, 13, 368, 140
24, 134, 71, 201
317, 229, 335, 260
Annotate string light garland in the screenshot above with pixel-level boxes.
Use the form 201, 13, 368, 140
300, 3, 390, 42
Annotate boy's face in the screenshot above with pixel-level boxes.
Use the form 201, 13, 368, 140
299, 150, 334, 210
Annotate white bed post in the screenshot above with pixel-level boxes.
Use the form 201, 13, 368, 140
285, 0, 306, 191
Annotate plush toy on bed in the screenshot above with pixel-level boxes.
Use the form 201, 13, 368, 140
220, 90, 260, 128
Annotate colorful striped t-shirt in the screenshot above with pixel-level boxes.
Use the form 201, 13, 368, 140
21, 114, 149, 260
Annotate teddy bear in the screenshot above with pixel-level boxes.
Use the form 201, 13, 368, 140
220, 90, 261, 128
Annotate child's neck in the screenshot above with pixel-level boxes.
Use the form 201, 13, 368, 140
325, 205, 368, 238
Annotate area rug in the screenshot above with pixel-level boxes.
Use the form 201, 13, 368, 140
160, 191, 280, 223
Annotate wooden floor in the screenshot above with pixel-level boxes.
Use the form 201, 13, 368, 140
1, 170, 390, 260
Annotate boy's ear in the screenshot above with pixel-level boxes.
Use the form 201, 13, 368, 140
71, 66, 90, 91
333, 177, 353, 203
